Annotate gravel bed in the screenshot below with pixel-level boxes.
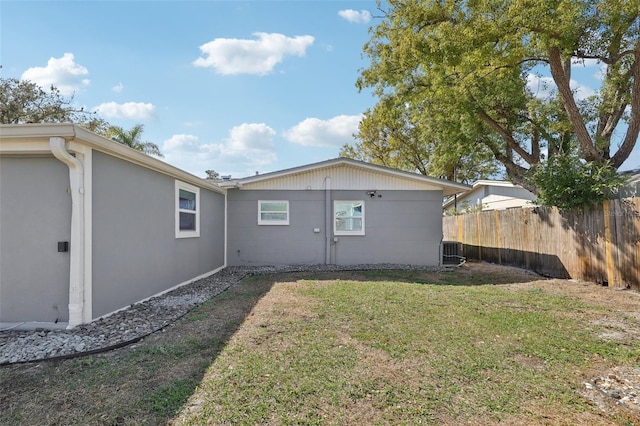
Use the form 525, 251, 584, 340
0, 264, 441, 365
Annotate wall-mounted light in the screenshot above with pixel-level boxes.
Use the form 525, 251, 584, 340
366, 190, 377, 198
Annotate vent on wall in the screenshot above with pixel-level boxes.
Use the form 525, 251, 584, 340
442, 241, 465, 266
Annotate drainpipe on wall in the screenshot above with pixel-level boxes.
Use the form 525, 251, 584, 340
50, 137, 85, 329
324, 177, 331, 265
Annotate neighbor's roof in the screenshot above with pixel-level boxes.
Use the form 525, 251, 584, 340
218, 157, 471, 196
442, 179, 532, 209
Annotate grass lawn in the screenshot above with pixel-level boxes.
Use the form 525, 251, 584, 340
2, 264, 640, 425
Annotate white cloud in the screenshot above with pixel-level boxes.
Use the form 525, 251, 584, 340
21, 53, 90, 95
162, 123, 278, 177
283, 114, 362, 147
193, 32, 315, 75
593, 63, 608, 81
526, 74, 595, 101
338, 9, 372, 24
571, 79, 596, 100
163, 134, 202, 152
526, 74, 555, 99
112, 82, 124, 93
94, 101, 156, 120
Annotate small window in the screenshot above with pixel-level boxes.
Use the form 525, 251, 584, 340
334, 200, 364, 235
258, 200, 289, 225
175, 181, 200, 238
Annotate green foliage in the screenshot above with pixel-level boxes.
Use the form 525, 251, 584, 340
204, 169, 220, 180
0, 77, 93, 124
340, 93, 500, 182
0, 77, 163, 159
444, 200, 486, 216
357, 0, 640, 193
108, 123, 163, 158
532, 153, 625, 208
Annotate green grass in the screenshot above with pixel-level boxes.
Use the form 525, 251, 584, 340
3, 268, 639, 425
145, 379, 198, 417
176, 275, 639, 425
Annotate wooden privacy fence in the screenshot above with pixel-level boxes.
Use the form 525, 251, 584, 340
442, 197, 640, 290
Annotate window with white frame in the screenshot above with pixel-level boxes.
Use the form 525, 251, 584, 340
334, 200, 364, 235
175, 181, 200, 238
258, 200, 289, 225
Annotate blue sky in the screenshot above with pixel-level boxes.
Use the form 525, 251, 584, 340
2, 1, 638, 179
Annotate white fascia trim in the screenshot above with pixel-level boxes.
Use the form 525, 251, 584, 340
92, 265, 227, 323
50, 137, 86, 329
0, 123, 225, 195
472, 180, 519, 189
0, 141, 52, 154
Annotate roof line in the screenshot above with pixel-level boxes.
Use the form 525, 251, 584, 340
221, 157, 470, 192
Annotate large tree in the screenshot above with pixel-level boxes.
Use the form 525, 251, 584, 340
356, 0, 640, 195
0, 77, 90, 124
341, 92, 500, 183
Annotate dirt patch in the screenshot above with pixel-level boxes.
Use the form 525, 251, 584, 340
470, 261, 640, 418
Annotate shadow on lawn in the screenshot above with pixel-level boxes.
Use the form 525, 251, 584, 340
0, 274, 277, 425
259, 262, 543, 287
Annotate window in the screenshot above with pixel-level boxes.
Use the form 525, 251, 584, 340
175, 181, 200, 238
334, 200, 364, 235
258, 200, 289, 225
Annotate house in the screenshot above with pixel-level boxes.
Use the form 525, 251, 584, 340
620, 169, 640, 198
0, 123, 226, 330
0, 124, 469, 330
221, 158, 469, 266
443, 180, 536, 213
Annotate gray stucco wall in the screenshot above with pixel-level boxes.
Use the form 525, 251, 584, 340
227, 189, 443, 266
0, 156, 71, 323
227, 190, 326, 265
91, 151, 225, 318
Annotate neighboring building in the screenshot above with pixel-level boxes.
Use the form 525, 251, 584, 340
221, 158, 469, 267
443, 180, 536, 213
0, 124, 468, 330
1, 124, 226, 330
620, 169, 640, 198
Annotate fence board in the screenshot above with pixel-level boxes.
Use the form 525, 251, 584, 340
443, 198, 640, 290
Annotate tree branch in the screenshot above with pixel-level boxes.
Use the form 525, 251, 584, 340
548, 46, 600, 161
611, 39, 640, 168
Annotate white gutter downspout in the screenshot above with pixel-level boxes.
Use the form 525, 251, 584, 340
50, 136, 85, 329
324, 177, 331, 265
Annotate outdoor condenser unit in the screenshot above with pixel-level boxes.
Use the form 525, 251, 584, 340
442, 241, 465, 266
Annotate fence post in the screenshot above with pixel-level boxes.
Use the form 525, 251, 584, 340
494, 209, 502, 264
476, 211, 482, 261
603, 199, 615, 286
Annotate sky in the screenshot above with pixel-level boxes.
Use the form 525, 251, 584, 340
2, 0, 638, 179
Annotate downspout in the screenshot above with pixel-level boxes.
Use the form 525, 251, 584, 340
223, 189, 228, 268
50, 137, 85, 329
324, 177, 331, 265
